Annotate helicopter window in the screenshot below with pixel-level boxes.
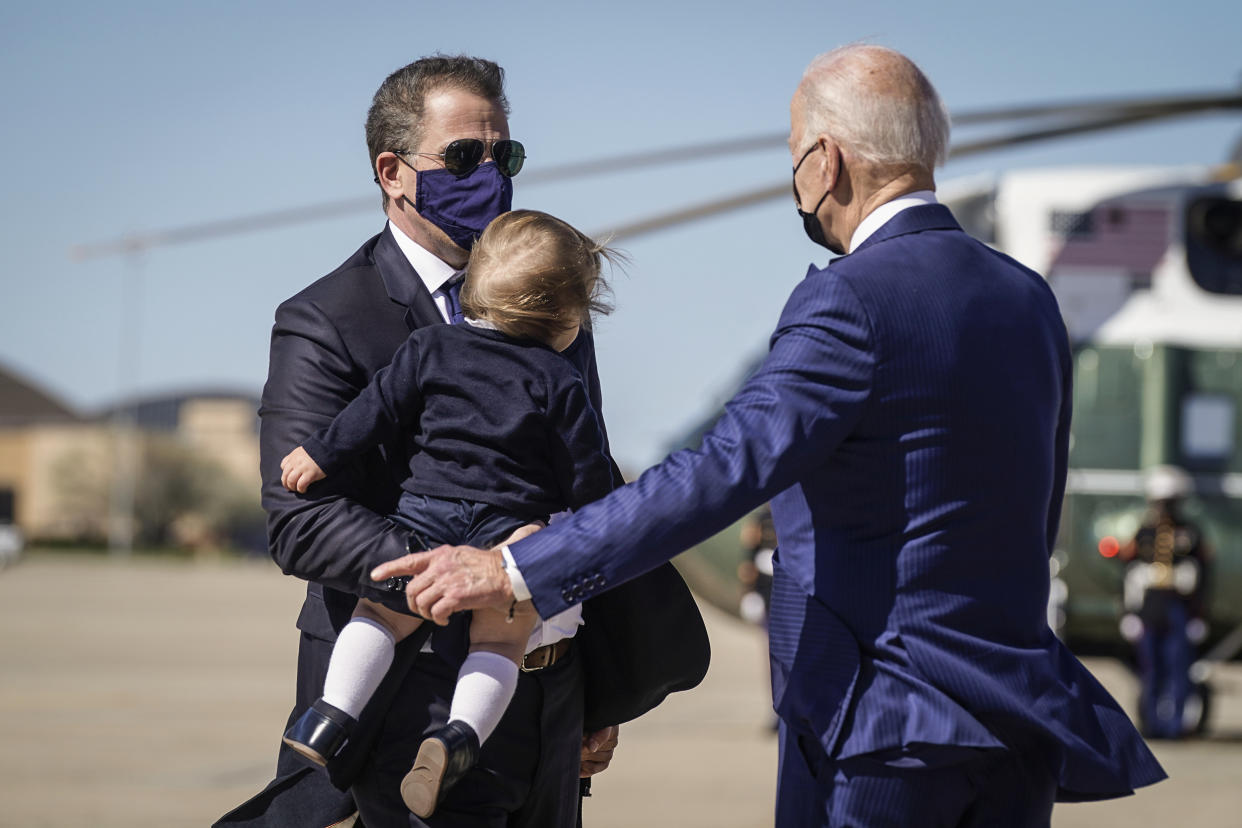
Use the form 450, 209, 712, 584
1050, 211, 1094, 239
1185, 196, 1242, 295
1181, 392, 1235, 460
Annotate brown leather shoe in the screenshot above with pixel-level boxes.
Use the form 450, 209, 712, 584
400, 721, 480, 817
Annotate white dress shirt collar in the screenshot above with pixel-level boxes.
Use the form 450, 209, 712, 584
848, 190, 938, 253
387, 220, 461, 294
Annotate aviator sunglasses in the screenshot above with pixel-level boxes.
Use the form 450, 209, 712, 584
395, 138, 526, 178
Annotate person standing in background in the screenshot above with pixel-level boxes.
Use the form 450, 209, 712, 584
1120, 465, 1212, 740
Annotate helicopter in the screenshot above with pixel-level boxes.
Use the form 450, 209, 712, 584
71, 81, 1242, 729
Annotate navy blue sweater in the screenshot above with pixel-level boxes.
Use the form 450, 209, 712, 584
302, 324, 615, 517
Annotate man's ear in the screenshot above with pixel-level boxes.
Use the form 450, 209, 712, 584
375, 152, 406, 204
819, 136, 841, 193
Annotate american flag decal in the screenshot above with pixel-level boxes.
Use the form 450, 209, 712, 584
1049, 204, 1171, 274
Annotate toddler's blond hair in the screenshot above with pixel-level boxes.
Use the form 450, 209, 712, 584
460, 210, 617, 344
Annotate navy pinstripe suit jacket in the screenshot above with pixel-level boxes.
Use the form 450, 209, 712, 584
511, 204, 1165, 800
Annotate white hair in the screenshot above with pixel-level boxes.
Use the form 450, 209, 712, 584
799, 44, 950, 171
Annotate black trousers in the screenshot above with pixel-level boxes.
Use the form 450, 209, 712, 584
215, 624, 584, 828
352, 633, 584, 828
213, 629, 359, 827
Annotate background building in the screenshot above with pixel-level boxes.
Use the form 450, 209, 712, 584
0, 362, 264, 552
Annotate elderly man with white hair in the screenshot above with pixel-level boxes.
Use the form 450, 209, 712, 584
377, 44, 1167, 826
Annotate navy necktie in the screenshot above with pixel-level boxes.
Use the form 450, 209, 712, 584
445, 278, 465, 325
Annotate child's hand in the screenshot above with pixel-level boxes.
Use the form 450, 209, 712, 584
280, 447, 325, 493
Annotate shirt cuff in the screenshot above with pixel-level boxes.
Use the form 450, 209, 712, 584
500, 544, 533, 602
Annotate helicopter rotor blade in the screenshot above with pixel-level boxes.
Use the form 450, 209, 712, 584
951, 90, 1242, 125
521, 133, 785, 184
598, 183, 790, 243
68, 135, 790, 261
950, 97, 1242, 157
70, 88, 1242, 259
69, 196, 377, 261
597, 93, 1242, 243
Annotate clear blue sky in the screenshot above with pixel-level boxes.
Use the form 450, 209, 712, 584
2, 0, 1239, 470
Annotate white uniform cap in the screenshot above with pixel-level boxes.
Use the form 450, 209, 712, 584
1145, 465, 1192, 501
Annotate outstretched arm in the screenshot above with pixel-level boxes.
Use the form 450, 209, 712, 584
374, 271, 876, 621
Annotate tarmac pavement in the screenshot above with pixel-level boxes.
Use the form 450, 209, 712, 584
1, 554, 1239, 827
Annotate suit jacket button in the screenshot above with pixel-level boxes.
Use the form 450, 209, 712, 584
561, 588, 574, 603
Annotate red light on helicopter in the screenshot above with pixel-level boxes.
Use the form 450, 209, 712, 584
1098, 536, 1120, 558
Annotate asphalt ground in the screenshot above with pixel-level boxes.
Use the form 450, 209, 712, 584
1, 554, 1239, 827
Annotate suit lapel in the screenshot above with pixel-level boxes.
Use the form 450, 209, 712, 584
373, 225, 444, 331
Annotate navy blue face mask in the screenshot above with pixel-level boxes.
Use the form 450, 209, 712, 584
394, 154, 514, 251
792, 143, 839, 253
416, 162, 513, 251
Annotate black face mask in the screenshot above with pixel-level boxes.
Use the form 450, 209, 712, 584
792, 143, 839, 253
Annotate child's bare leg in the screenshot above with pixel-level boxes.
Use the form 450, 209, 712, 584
352, 597, 424, 641
467, 600, 540, 663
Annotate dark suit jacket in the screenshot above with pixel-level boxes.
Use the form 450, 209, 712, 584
219, 226, 708, 825
510, 205, 1166, 800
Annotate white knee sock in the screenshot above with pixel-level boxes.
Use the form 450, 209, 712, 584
321, 617, 396, 719
448, 650, 519, 745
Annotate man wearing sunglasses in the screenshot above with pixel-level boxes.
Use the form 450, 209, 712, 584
217, 55, 707, 828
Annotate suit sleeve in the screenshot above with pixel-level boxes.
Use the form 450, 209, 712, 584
547, 373, 618, 510
301, 333, 424, 475
259, 298, 411, 604
512, 271, 876, 617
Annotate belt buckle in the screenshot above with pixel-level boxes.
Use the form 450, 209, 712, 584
520, 646, 546, 673
520, 641, 561, 673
